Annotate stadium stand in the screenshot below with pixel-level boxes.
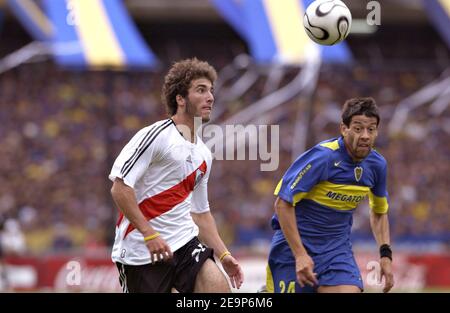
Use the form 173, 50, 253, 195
0, 0, 448, 292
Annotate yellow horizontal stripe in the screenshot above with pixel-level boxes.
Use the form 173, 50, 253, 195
18, 0, 54, 37
263, 0, 310, 63
369, 192, 389, 214
320, 140, 339, 151
303, 181, 369, 210
438, 0, 450, 15
73, 0, 124, 67
293, 192, 307, 206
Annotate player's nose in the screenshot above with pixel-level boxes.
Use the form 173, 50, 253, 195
360, 129, 370, 139
206, 91, 214, 103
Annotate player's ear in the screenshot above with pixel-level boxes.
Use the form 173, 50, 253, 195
340, 122, 348, 136
176, 94, 185, 110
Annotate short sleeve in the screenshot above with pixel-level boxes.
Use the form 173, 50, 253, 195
191, 154, 212, 214
109, 123, 167, 188
369, 162, 389, 214
275, 147, 328, 206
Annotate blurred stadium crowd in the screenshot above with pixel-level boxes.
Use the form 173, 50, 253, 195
0, 23, 449, 257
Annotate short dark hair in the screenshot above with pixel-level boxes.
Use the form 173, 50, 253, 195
341, 97, 380, 127
162, 58, 217, 116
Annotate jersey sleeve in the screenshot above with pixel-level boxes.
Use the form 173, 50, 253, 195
109, 125, 164, 189
191, 153, 212, 214
274, 147, 328, 206
369, 162, 389, 214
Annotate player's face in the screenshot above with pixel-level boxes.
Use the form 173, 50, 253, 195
185, 78, 214, 122
340, 115, 378, 162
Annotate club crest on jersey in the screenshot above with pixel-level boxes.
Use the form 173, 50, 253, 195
354, 167, 363, 182
194, 168, 205, 186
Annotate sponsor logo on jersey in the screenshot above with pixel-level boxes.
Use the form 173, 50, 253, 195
326, 191, 366, 203
290, 164, 312, 190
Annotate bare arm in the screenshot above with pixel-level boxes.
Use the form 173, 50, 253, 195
111, 178, 172, 261
369, 211, 390, 246
275, 197, 307, 257
111, 179, 155, 236
369, 210, 394, 293
191, 211, 227, 256
275, 197, 317, 287
191, 211, 244, 289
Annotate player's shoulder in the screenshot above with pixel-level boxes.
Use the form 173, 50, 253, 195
129, 119, 174, 148
368, 148, 388, 167
137, 118, 174, 137
144, 118, 174, 132
313, 137, 341, 157
290, 138, 337, 167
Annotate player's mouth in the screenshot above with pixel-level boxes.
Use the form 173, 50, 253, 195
357, 143, 370, 150
202, 106, 212, 112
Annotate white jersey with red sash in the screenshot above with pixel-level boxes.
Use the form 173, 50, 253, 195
109, 119, 212, 265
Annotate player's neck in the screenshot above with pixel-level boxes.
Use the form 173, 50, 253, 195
343, 141, 363, 163
171, 115, 197, 143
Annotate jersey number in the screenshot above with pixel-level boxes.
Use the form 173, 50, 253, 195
279, 280, 296, 293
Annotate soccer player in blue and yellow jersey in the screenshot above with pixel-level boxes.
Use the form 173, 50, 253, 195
266, 97, 394, 293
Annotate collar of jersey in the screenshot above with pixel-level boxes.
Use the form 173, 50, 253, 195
338, 136, 363, 165
171, 119, 199, 146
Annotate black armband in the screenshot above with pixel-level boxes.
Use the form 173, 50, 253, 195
379, 244, 392, 261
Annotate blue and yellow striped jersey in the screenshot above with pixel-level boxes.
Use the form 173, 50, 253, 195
272, 136, 389, 255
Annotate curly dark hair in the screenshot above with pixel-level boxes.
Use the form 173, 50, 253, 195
162, 58, 217, 116
341, 97, 380, 127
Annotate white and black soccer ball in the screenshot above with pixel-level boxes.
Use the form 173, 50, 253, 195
303, 0, 352, 46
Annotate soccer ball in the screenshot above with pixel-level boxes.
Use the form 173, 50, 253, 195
303, 0, 352, 46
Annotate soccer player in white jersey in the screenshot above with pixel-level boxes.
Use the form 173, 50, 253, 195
109, 58, 244, 293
